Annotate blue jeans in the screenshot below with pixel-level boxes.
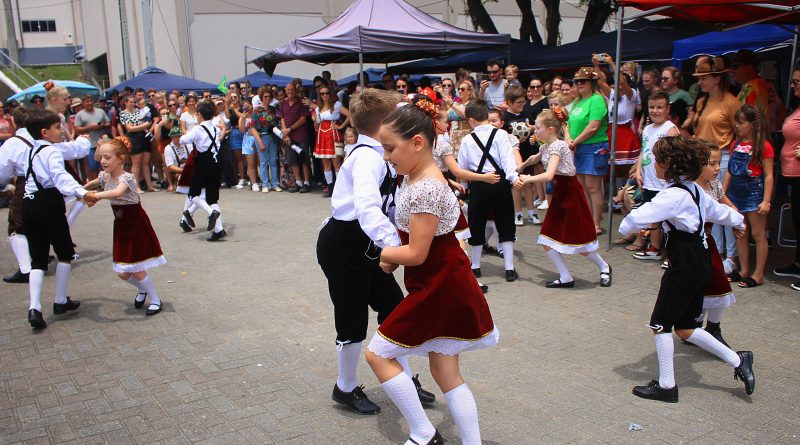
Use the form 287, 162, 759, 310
712, 150, 737, 258
257, 134, 280, 188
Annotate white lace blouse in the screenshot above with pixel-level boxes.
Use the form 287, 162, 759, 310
395, 177, 460, 236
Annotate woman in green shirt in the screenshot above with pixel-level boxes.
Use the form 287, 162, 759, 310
566, 66, 609, 234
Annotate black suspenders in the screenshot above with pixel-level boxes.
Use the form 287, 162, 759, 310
349, 144, 396, 216
470, 128, 505, 177
24, 144, 49, 199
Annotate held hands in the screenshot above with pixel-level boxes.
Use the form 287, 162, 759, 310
733, 225, 747, 239
83, 192, 99, 207
379, 261, 399, 274
514, 175, 533, 189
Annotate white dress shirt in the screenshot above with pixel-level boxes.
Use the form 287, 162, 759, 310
0, 129, 90, 182
23, 139, 87, 198
180, 120, 220, 154
457, 124, 519, 183
619, 181, 745, 237
329, 134, 401, 248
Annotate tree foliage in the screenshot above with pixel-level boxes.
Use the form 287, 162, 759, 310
578, 0, 617, 39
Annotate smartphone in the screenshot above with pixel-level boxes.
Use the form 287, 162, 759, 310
597, 54, 608, 64
482, 74, 489, 82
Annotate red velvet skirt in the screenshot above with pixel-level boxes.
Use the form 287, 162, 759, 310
314, 120, 340, 158
608, 123, 641, 165
703, 234, 734, 304
177, 150, 196, 187
374, 230, 497, 354
538, 175, 598, 254
112, 203, 166, 273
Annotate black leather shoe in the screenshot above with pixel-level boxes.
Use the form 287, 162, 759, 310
472, 268, 481, 278
734, 351, 755, 395
408, 430, 444, 445
412, 374, 436, 405
134, 292, 147, 309
632, 380, 678, 403
3, 269, 29, 283
600, 266, 612, 287
505, 269, 518, 282
145, 303, 162, 316
53, 297, 80, 314
207, 210, 220, 231
705, 322, 730, 348
207, 229, 227, 242
546, 279, 575, 288
183, 210, 195, 228
479, 283, 489, 293
287, 185, 301, 193
299, 184, 311, 193
179, 220, 192, 233
28, 309, 46, 329
332, 384, 381, 415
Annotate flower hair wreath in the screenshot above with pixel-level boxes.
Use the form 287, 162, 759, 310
115, 136, 133, 153
414, 98, 439, 120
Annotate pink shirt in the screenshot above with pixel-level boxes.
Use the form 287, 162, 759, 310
781, 108, 800, 178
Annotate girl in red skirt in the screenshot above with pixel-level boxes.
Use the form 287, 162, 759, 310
516, 108, 612, 288
365, 99, 498, 445
313, 85, 343, 196
84, 137, 166, 316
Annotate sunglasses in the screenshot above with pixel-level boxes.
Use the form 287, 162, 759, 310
397, 85, 407, 89
148, 94, 155, 98
442, 84, 453, 88
459, 87, 469, 91
574, 79, 588, 85
168, 103, 177, 106
529, 85, 542, 89
487, 69, 500, 75
791, 79, 800, 86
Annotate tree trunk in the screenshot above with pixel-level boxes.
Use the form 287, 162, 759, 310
579, 0, 615, 40
542, 0, 561, 46
466, 0, 499, 34
515, 0, 543, 45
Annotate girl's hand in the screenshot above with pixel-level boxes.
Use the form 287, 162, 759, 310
513, 177, 525, 189
379, 261, 398, 274
258, 142, 266, 152
448, 179, 465, 195
733, 225, 747, 239
757, 201, 771, 216
483, 172, 500, 184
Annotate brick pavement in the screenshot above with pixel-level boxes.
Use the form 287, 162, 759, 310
0, 188, 798, 444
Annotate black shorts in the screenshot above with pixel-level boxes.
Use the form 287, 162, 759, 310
467, 180, 516, 246
317, 218, 404, 344
189, 154, 221, 204
23, 188, 74, 270
128, 131, 149, 155
285, 141, 311, 166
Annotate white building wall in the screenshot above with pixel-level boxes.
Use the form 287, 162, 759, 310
0, 0, 76, 49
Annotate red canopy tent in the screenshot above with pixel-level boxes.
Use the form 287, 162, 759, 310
602, 1, 800, 246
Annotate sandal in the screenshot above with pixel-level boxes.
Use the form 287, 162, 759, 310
614, 237, 633, 245
727, 271, 741, 283
738, 277, 762, 288
625, 242, 646, 252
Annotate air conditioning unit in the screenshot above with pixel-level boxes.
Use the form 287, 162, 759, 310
64, 33, 74, 44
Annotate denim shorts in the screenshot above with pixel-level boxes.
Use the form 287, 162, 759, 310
87, 147, 100, 172
229, 128, 243, 150
242, 134, 257, 155
574, 141, 609, 176
728, 175, 764, 213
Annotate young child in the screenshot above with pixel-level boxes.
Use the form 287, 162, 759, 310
366, 100, 498, 445
342, 127, 358, 160
21, 109, 88, 329
504, 64, 521, 88
516, 108, 612, 288
161, 127, 203, 233
503, 86, 541, 227
619, 136, 754, 403
633, 91, 680, 259
725, 104, 774, 288
695, 143, 736, 347
458, 99, 520, 282
83, 137, 166, 315
485, 109, 519, 255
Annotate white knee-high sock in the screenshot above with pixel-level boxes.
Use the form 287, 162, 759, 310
182, 197, 193, 212
136, 275, 161, 306
654, 333, 675, 388
686, 329, 741, 367
211, 204, 223, 232
191, 196, 213, 214
546, 249, 573, 282
585, 250, 610, 273
706, 307, 726, 324
66, 201, 85, 226
9, 234, 32, 273
126, 276, 147, 302
324, 170, 334, 185
501, 241, 514, 270
470, 245, 482, 269
54, 262, 72, 304
382, 373, 436, 444
28, 269, 44, 311
445, 383, 481, 445
396, 355, 413, 378
336, 342, 361, 392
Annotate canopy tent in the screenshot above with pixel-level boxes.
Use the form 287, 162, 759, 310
230, 72, 311, 88
249, 0, 510, 80
672, 24, 796, 64
7, 80, 99, 103
388, 39, 539, 75
337, 68, 440, 85
600, 1, 800, 248
109, 67, 221, 95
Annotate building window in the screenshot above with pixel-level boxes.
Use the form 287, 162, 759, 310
21, 20, 57, 33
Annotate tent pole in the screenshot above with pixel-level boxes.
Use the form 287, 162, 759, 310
607, 6, 624, 251
244, 46, 248, 90
786, 24, 799, 107
359, 52, 365, 89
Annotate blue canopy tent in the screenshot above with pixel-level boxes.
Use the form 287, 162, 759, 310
230, 72, 311, 88
337, 68, 440, 85
388, 40, 539, 75
671, 24, 796, 65
7, 80, 99, 103
108, 67, 221, 95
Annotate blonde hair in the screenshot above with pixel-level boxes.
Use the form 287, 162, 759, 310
45, 84, 68, 110
537, 109, 569, 137
547, 91, 568, 107
348, 88, 399, 135
505, 65, 519, 75
344, 126, 358, 141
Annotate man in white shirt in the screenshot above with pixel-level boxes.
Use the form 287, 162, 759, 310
459, 99, 520, 282
479, 59, 508, 110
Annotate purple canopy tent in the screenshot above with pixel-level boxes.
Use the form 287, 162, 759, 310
250, 0, 510, 84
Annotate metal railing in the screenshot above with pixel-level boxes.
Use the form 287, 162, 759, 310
0, 51, 39, 90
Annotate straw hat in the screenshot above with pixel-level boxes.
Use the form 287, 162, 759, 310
71, 97, 83, 108
692, 55, 730, 76
573, 66, 599, 81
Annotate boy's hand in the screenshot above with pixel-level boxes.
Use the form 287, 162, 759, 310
733, 226, 746, 239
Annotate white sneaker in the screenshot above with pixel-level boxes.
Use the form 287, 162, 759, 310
529, 214, 542, 225
251, 184, 260, 192
261, 186, 270, 193
537, 200, 549, 210
533, 199, 543, 207
633, 250, 663, 261
514, 214, 524, 226
273, 186, 282, 192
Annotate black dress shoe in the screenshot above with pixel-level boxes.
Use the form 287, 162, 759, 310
505, 269, 518, 282
53, 297, 80, 314
28, 309, 46, 329
705, 322, 730, 348
332, 384, 381, 415
412, 374, 436, 405
408, 429, 444, 445
207, 229, 227, 242
600, 266, 612, 287
207, 210, 220, 231
546, 279, 575, 288
479, 283, 489, 293
287, 185, 301, 193
471, 268, 481, 278
3, 269, 29, 283
183, 210, 195, 228
134, 292, 147, 309
299, 184, 311, 193
734, 351, 755, 395
145, 303, 162, 316
179, 220, 192, 233
632, 380, 678, 403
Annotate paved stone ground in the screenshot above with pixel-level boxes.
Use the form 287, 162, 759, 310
1, 187, 799, 445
